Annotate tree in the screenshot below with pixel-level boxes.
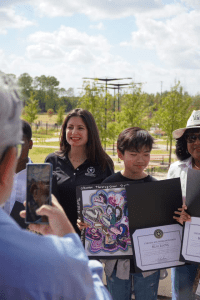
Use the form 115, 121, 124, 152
56, 105, 66, 125
23, 92, 40, 125
33, 75, 60, 112
155, 82, 193, 164
118, 84, 151, 129
77, 81, 111, 146
18, 73, 33, 106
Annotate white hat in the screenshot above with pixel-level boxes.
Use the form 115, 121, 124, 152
0, 72, 22, 159
173, 110, 200, 139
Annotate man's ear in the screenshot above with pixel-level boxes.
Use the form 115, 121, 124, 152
29, 140, 33, 150
117, 149, 124, 161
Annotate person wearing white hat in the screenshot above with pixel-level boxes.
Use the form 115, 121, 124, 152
168, 110, 200, 300
0, 72, 112, 300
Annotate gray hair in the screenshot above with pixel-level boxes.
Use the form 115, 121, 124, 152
0, 72, 22, 159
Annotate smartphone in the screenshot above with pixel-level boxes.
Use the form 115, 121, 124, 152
26, 163, 52, 224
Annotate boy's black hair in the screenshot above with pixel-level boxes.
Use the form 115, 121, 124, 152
22, 120, 32, 141
117, 127, 154, 154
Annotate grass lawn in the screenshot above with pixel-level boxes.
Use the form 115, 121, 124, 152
35, 113, 68, 124
34, 141, 60, 146
29, 147, 56, 163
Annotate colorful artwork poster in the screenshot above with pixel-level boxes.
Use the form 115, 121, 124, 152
76, 182, 133, 259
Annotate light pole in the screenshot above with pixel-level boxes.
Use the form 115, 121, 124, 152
107, 83, 133, 111
83, 77, 132, 149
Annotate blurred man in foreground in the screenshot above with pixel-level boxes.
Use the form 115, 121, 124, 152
0, 72, 112, 300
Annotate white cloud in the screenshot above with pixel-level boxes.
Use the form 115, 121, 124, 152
181, 0, 200, 10
26, 44, 66, 60
0, 7, 34, 34
26, 26, 111, 62
122, 8, 200, 69
1, 46, 200, 96
90, 22, 105, 30
31, 0, 163, 20
0, 0, 26, 7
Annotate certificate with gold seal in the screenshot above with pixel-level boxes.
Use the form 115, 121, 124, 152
133, 224, 184, 271
126, 178, 184, 272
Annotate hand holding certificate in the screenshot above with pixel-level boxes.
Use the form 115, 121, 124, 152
126, 178, 184, 272
181, 168, 200, 263
182, 217, 200, 263
133, 224, 183, 271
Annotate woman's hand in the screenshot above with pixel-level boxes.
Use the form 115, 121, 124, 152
20, 195, 75, 237
173, 204, 191, 225
77, 219, 89, 230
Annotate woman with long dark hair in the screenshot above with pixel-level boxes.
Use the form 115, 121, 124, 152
45, 108, 114, 234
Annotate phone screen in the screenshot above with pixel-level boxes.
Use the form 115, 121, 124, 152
26, 163, 52, 224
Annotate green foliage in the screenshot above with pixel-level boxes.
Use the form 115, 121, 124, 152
23, 92, 40, 125
18, 73, 33, 106
118, 84, 152, 130
155, 82, 192, 164
56, 105, 66, 125
77, 81, 110, 144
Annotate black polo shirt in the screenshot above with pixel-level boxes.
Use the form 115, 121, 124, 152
45, 153, 114, 234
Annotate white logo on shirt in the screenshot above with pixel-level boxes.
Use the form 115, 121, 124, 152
85, 167, 96, 177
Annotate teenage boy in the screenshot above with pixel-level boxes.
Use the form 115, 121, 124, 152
0, 72, 112, 300
3, 120, 33, 214
103, 127, 160, 300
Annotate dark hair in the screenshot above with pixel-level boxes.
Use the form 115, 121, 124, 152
30, 183, 38, 195
117, 127, 154, 154
58, 108, 114, 171
21, 120, 32, 141
115, 206, 122, 222
30, 181, 49, 197
175, 128, 200, 161
98, 192, 107, 204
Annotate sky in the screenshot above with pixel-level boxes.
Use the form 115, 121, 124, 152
0, 0, 200, 96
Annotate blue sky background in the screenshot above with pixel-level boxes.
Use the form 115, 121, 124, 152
0, 0, 200, 95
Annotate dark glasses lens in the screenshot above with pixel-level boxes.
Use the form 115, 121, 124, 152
185, 134, 200, 143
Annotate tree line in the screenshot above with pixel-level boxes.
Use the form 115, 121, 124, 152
7, 72, 78, 112
4, 72, 200, 164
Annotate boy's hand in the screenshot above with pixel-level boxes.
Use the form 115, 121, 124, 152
173, 204, 191, 225
20, 195, 75, 237
77, 219, 90, 230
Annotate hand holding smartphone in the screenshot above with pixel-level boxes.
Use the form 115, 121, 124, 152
26, 163, 52, 224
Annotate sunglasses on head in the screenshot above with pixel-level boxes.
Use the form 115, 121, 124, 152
185, 133, 200, 143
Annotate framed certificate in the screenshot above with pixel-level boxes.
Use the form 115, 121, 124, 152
126, 178, 184, 272
181, 217, 200, 263
181, 168, 200, 264
76, 182, 133, 259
